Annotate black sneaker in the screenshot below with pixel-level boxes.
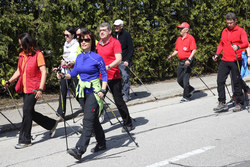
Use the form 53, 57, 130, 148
213, 102, 228, 112
67, 148, 82, 160
91, 144, 106, 153
121, 125, 135, 133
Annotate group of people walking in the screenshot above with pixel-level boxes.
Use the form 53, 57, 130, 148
3, 19, 135, 160
169, 12, 249, 113
2, 12, 250, 160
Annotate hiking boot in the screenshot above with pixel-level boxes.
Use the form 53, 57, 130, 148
67, 148, 83, 160
50, 121, 59, 138
121, 125, 135, 133
15, 143, 32, 149
91, 144, 106, 153
213, 102, 228, 112
180, 97, 190, 103
233, 103, 243, 112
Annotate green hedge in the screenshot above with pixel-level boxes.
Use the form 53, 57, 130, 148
0, 0, 249, 96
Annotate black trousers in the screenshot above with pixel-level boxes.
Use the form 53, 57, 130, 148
105, 79, 132, 127
19, 93, 56, 144
57, 77, 78, 117
177, 60, 194, 98
217, 60, 244, 104
76, 93, 105, 153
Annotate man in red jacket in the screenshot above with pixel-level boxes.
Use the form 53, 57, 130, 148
213, 12, 249, 112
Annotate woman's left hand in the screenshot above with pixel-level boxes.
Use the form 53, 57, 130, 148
35, 90, 42, 99
97, 92, 104, 99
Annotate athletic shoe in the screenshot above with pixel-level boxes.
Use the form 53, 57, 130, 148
233, 103, 243, 112
67, 148, 82, 160
50, 121, 58, 138
180, 97, 190, 103
121, 125, 135, 133
99, 110, 105, 123
15, 143, 32, 149
91, 144, 106, 153
213, 102, 228, 112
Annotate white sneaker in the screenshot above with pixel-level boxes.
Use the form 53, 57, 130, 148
15, 143, 32, 149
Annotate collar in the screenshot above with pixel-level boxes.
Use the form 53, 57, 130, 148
181, 33, 190, 40
226, 25, 239, 32
99, 35, 113, 46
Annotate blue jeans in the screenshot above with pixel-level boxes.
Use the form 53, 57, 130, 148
119, 62, 131, 99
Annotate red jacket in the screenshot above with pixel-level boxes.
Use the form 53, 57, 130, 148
216, 25, 249, 61
17, 50, 44, 93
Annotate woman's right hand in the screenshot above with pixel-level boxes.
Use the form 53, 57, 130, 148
61, 59, 67, 66
57, 73, 64, 79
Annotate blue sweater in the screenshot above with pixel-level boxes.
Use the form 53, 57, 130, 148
70, 51, 108, 82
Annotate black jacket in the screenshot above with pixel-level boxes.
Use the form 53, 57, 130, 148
114, 29, 134, 63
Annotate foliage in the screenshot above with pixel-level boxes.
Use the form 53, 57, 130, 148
0, 0, 249, 96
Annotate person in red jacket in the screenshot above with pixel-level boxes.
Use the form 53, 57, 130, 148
212, 12, 249, 112
4, 33, 58, 149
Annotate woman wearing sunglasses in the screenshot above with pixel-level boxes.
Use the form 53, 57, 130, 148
57, 29, 108, 160
5, 33, 58, 149
54, 26, 79, 120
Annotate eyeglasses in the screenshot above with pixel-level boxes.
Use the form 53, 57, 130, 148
99, 29, 108, 32
64, 34, 70, 37
114, 26, 121, 29
79, 38, 91, 43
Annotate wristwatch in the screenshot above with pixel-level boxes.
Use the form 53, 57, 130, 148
107, 65, 111, 70
99, 89, 107, 94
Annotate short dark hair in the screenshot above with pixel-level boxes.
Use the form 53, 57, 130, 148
66, 26, 77, 38
77, 26, 88, 33
18, 33, 37, 55
225, 12, 237, 20
80, 29, 96, 52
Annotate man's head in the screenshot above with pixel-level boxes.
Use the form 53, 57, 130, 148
113, 19, 124, 33
225, 12, 237, 30
99, 22, 112, 40
177, 22, 190, 36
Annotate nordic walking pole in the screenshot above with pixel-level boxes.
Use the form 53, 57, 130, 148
102, 98, 139, 147
56, 68, 69, 150
65, 79, 76, 123
127, 67, 158, 100
0, 111, 20, 131
1, 78, 23, 118
231, 41, 241, 72
130, 87, 137, 96
32, 90, 79, 135
59, 78, 69, 151
192, 71, 216, 96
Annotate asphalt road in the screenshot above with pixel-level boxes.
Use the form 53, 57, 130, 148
1, 87, 250, 167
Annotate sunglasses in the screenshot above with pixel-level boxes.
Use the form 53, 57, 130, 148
64, 34, 70, 37
76, 34, 81, 38
79, 38, 91, 43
